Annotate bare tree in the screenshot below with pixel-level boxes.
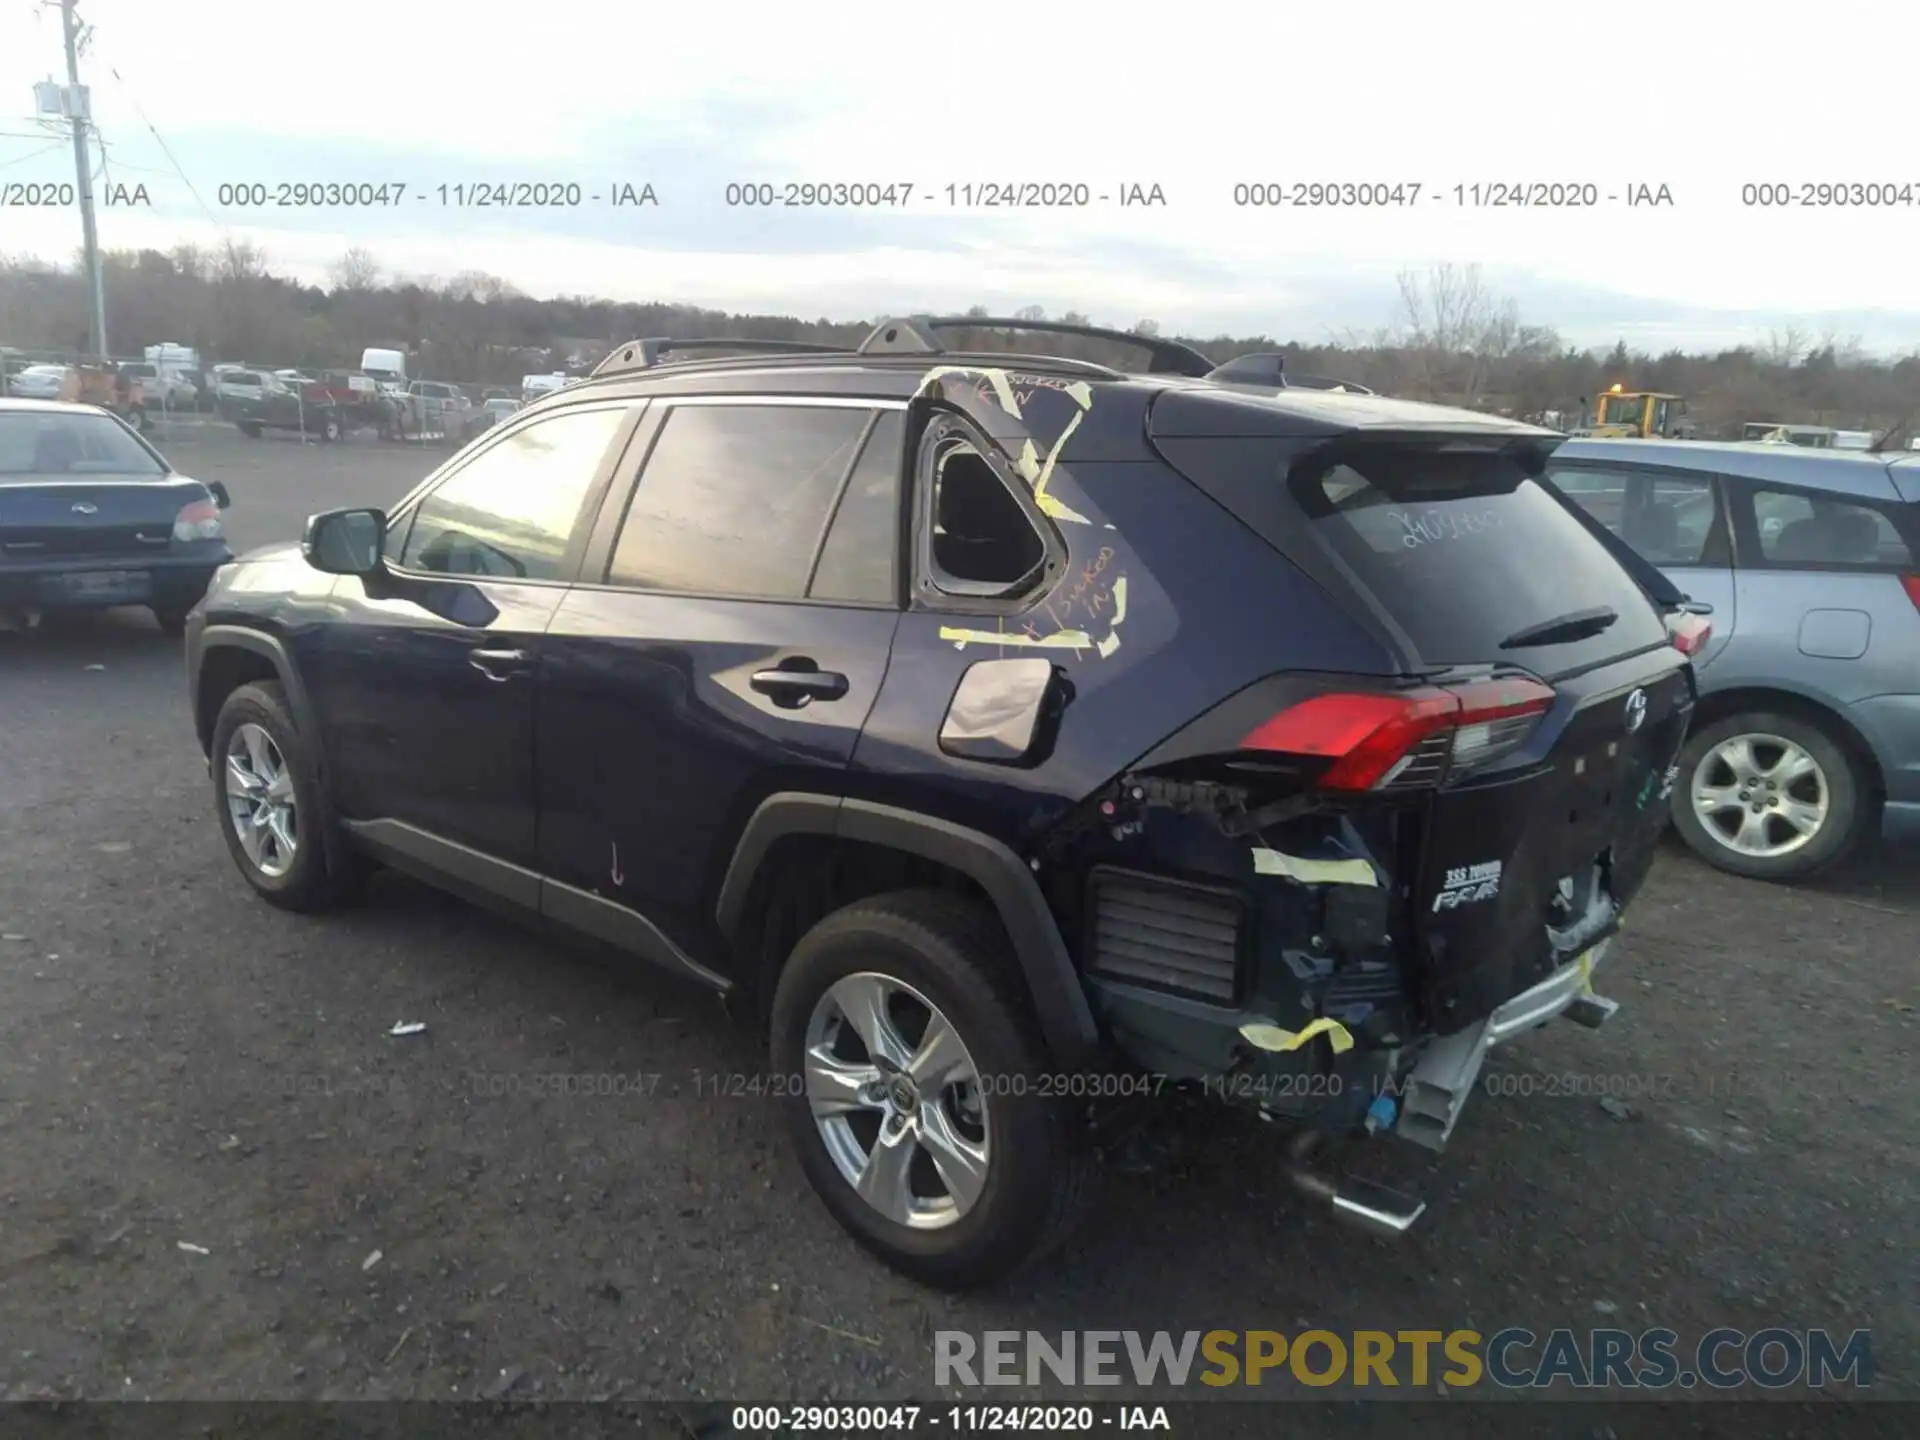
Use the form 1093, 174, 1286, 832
1013, 304, 1046, 322
330, 246, 381, 292
168, 244, 208, 281
215, 240, 267, 283
1395, 262, 1517, 404
1131, 318, 1161, 336
1763, 325, 1810, 367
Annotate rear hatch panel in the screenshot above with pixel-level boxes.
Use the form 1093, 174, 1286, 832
1414, 648, 1691, 1030
1144, 398, 1696, 1032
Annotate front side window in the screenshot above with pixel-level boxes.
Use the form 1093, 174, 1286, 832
1600, 394, 1644, 427
1552, 466, 1717, 565
399, 405, 628, 580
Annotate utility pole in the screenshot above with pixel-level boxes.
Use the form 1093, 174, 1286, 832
60, 0, 108, 362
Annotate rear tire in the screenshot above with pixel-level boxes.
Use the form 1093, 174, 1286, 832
769, 890, 1092, 1289
209, 681, 363, 911
238, 422, 262, 439
1671, 710, 1868, 880
151, 607, 189, 638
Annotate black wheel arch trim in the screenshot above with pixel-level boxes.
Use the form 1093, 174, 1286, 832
716, 793, 1101, 1066
193, 625, 322, 746
193, 623, 353, 883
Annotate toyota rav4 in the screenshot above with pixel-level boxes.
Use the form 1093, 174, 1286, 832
184, 318, 1702, 1287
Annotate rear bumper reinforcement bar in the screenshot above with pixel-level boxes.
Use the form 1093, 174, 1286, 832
1399, 940, 1616, 1152
1281, 941, 1618, 1237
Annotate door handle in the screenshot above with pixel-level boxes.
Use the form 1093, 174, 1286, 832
750, 665, 849, 705
468, 645, 528, 681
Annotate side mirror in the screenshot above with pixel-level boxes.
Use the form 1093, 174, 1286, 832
303, 507, 386, 576
207, 480, 231, 511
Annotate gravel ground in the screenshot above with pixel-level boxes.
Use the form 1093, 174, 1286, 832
0, 426, 1913, 1414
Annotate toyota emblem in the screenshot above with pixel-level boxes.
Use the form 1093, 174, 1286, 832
1624, 688, 1648, 734
71, 502, 98, 515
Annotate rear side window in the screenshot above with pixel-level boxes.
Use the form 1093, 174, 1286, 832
1747, 488, 1913, 568
809, 411, 904, 604
607, 404, 871, 599
1293, 447, 1667, 670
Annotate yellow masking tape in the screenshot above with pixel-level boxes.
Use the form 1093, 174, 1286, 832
914, 365, 1023, 418
1238, 1018, 1356, 1055
1032, 408, 1089, 522
938, 625, 1094, 651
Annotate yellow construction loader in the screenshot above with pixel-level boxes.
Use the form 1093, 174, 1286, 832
1590, 384, 1688, 439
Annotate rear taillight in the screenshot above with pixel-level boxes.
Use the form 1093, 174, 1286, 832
1240, 677, 1556, 791
1667, 611, 1711, 656
1901, 575, 1920, 613
172, 499, 223, 543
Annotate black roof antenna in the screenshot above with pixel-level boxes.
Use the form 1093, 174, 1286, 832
1205, 353, 1288, 387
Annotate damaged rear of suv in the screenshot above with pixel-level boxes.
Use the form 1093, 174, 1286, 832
1075, 388, 1696, 1233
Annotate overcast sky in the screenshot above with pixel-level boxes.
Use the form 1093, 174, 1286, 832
4, 0, 1919, 352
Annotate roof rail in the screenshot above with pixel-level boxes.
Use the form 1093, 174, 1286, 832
859, 315, 1215, 378
1284, 374, 1375, 395
591, 336, 850, 381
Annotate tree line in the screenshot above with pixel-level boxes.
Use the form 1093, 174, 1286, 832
3, 244, 1916, 438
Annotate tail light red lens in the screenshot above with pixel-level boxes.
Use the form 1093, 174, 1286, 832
1240, 677, 1556, 791
172, 499, 223, 543
1667, 612, 1712, 656
1901, 575, 1920, 612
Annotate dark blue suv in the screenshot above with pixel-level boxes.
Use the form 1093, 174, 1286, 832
185, 318, 1699, 1286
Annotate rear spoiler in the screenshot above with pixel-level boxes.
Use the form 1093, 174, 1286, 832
1534, 473, 1690, 611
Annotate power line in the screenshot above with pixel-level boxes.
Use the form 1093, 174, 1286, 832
0, 141, 69, 171
100, 62, 226, 242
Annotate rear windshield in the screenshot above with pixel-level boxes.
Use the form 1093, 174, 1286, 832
1290, 446, 1668, 672
0, 411, 166, 476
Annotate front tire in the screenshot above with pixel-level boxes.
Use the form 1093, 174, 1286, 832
1671, 710, 1869, 880
769, 890, 1091, 1289
209, 681, 361, 911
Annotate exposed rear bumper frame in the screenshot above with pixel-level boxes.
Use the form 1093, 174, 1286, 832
1399, 940, 1615, 1152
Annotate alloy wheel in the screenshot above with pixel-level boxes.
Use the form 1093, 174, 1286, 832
1690, 732, 1829, 859
804, 972, 991, 1230
224, 722, 298, 877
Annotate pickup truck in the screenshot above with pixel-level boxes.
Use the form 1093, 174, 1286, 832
224, 371, 387, 442
398, 380, 483, 443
